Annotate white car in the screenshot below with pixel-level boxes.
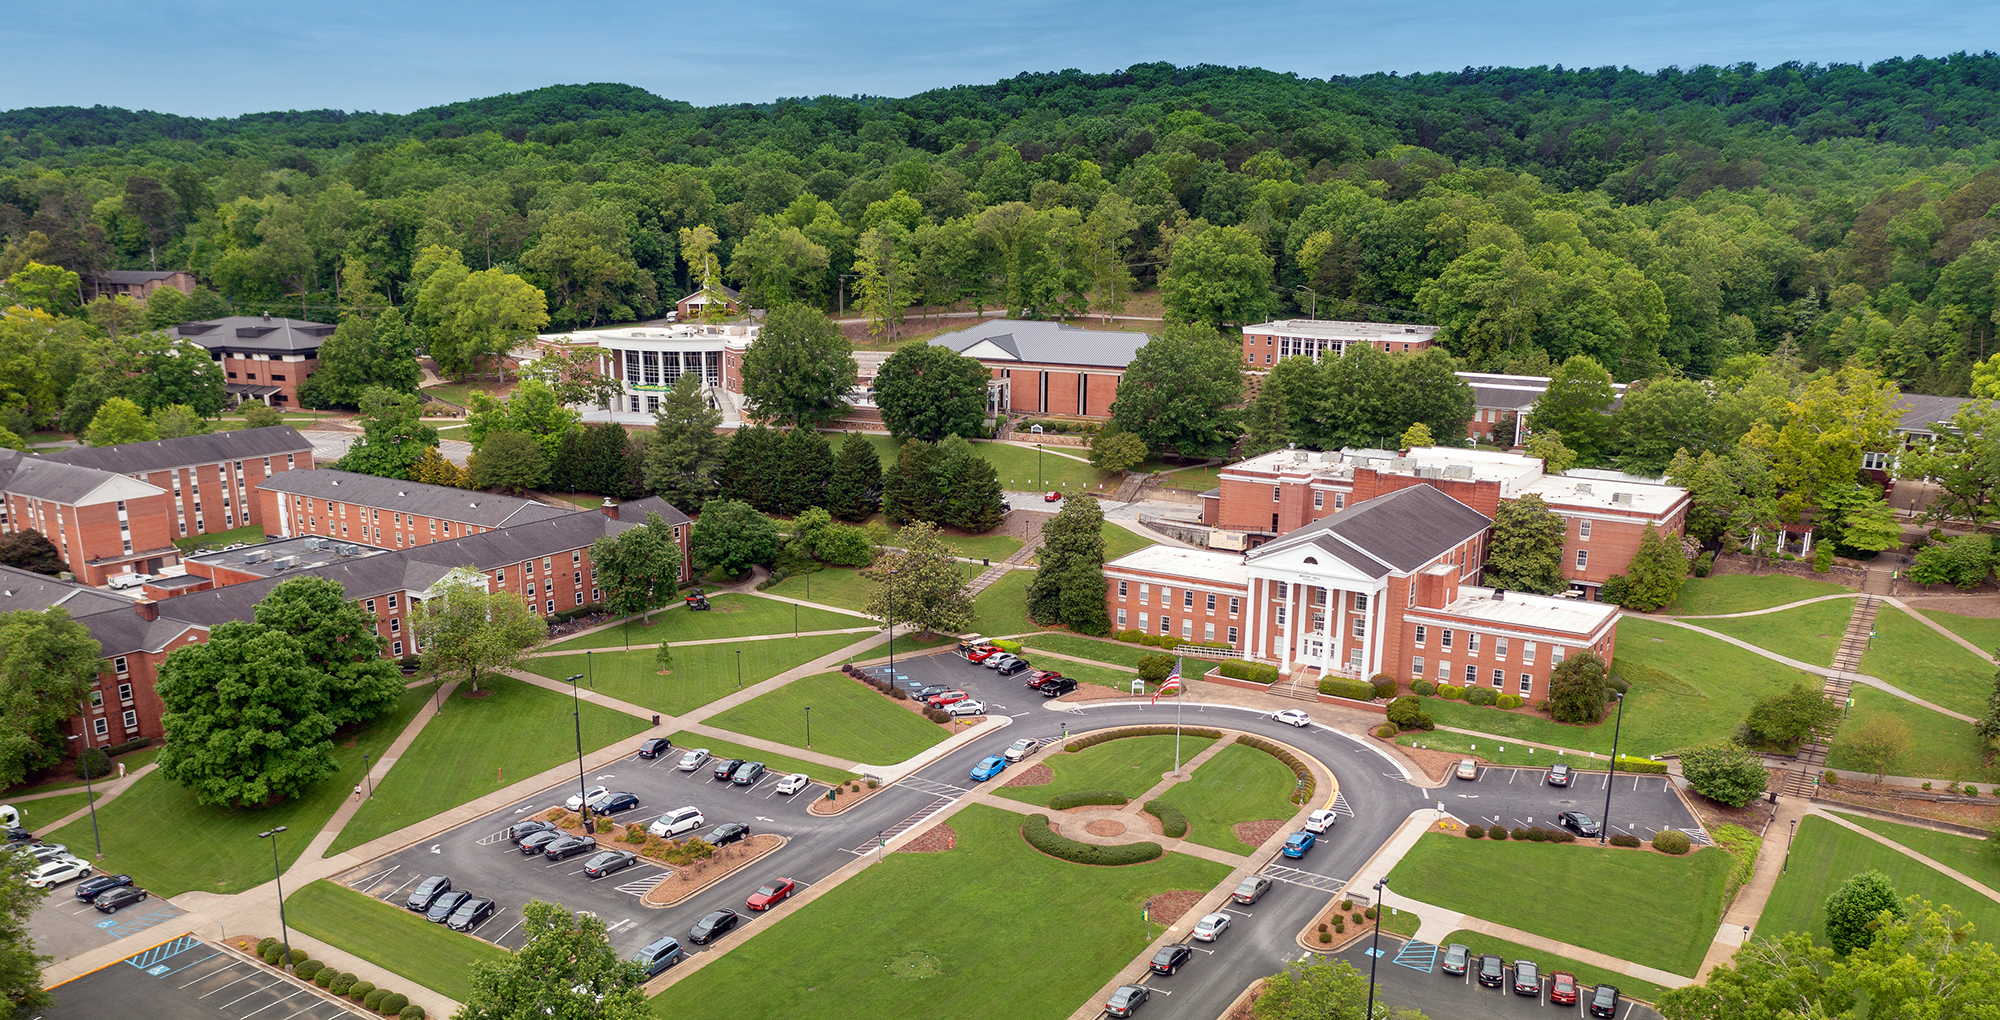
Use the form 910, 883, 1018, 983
774, 773, 811, 795
26, 856, 90, 889
677, 748, 711, 771
16, 842, 68, 863
1271, 709, 1312, 728
1191, 912, 1231, 942
1305, 809, 1338, 834
1003, 738, 1042, 762
945, 699, 986, 717
564, 785, 609, 811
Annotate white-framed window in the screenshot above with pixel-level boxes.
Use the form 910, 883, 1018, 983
1312, 587, 1327, 606
1206, 593, 1216, 612
592, 589, 601, 602
1334, 493, 1346, 510
1184, 590, 1194, 609
1139, 584, 1149, 603
1412, 656, 1425, 676
1348, 647, 1363, 670
1274, 606, 1286, 626
365, 599, 376, 613
1138, 613, 1149, 632
122, 709, 137, 729
1415, 624, 1427, 645
1276, 582, 1288, 599
1272, 485, 1281, 502
1313, 491, 1323, 509
1204, 623, 1215, 642
1465, 664, 1477, 685
1117, 609, 1128, 628
1159, 616, 1171, 634
1229, 597, 1240, 616
1312, 612, 1326, 632
1523, 642, 1537, 664
1352, 592, 1368, 612
1468, 633, 1481, 654
89, 689, 103, 707
1227, 626, 1239, 644
1351, 617, 1365, 638
1575, 549, 1589, 570
1182, 619, 1193, 639
1579, 520, 1592, 541
573, 571, 583, 586
1437, 660, 1450, 679
118, 683, 133, 702
496, 569, 505, 583
1520, 675, 1534, 694
575, 592, 585, 605
1862, 451, 1892, 471
1162, 587, 1173, 605
1551, 646, 1566, 666
1493, 668, 1505, 687
546, 599, 555, 613
1118, 580, 1128, 598
1441, 629, 1454, 649
393, 640, 404, 656
92, 717, 108, 737
1495, 637, 1509, 660
114, 656, 128, 675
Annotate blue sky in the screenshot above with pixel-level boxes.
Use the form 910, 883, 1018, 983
8, 0, 2000, 117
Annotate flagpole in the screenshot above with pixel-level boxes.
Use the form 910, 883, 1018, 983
1174, 655, 1184, 774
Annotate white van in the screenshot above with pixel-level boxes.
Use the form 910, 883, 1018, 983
106, 573, 152, 590
647, 806, 704, 838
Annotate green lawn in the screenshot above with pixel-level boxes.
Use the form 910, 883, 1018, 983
4, 747, 161, 800
1757, 815, 2000, 945
995, 734, 1215, 806
664, 732, 857, 785
648, 803, 1231, 1020
1696, 599, 1856, 667
1858, 607, 1994, 717
15, 791, 100, 830
858, 434, 1119, 496
1151, 464, 1226, 492
1171, 742, 1298, 855
1430, 929, 1670, 1004
763, 562, 982, 615
896, 524, 1023, 562
1919, 610, 2000, 658
1101, 522, 1156, 562
1028, 633, 1145, 668
973, 569, 1036, 637
524, 634, 862, 716
1035, 656, 1137, 690
327, 676, 647, 855
173, 521, 271, 553
1423, 618, 1817, 758
47, 688, 432, 896
1665, 575, 1855, 615
545, 594, 866, 651
705, 672, 949, 766
1824, 687, 1997, 782
1838, 812, 2000, 893
1397, 731, 1605, 770
288, 879, 511, 1002
421, 380, 512, 407
1385, 832, 1730, 976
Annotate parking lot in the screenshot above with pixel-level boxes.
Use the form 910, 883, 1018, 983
1436, 764, 1705, 844
42, 934, 369, 1020
1331, 936, 1665, 1020
27, 877, 187, 966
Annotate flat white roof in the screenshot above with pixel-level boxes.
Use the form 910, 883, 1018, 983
1224, 445, 1545, 496
1522, 474, 1687, 516
1242, 319, 1439, 340
537, 324, 757, 348
1106, 544, 1248, 587
1436, 585, 1619, 638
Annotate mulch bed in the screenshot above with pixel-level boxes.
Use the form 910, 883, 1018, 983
1003, 762, 1056, 787
640, 833, 784, 906
1233, 819, 1285, 848
807, 779, 888, 815
1384, 739, 1461, 783
1686, 770, 1783, 833
899, 822, 957, 853
1145, 889, 1203, 925
1896, 593, 2000, 618
1818, 779, 2000, 828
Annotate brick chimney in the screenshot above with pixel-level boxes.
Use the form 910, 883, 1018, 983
134, 598, 159, 622
601, 498, 619, 520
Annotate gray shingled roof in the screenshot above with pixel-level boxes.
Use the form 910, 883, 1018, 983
174, 315, 336, 353
0, 452, 140, 505
1895, 394, 1976, 434
1248, 485, 1491, 578
94, 270, 185, 285
42, 426, 312, 476
258, 470, 576, 529
612, 496, 692, 527
0, 564, 128, 618
929, 319, 1152, 370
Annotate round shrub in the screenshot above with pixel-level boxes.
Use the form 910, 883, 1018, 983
256, 936, 279, 957
1364, 906, 1377, 920
1511, 827, 1531, 841
263, 946, 283, 965
1495, 694, 1522, 709
1527, 827, 1551, 842
1046, 789, 1130, 810
293, 960, 323, 981
1438, 684, 1464, 701
330, 974, 357, 996
286, 948, 308, 965
1370, 675, 1398, 699
1411, 680, 1437, 696
315, 967, 336, 988
362, 988, 388, 1011
1318, 923, 1328, 933
889, 687, 908, 700
1606, 675, 1631, 695
1340, 899, 1353, 911
1653, 830, 1692, 855
1488, 825, 1508, 840
1333, 920, 1345, 932
381, 992, 410, 1014
922, 706, 949, 724
1386, 696, 1428, 731
401, 1007, 427, 1020
1464, 824, 1485, 839
1351, 911, 1363, 924
347, 980, 375, 1002
1609, 833, 1642, 848
1550, 828, 1576, 843
1319, 931, 1332, 943
76, 746, 112, 780
1465, 686, 1499, 707
1373, 723, 1397, 739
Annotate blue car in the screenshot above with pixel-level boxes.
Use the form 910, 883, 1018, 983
1282, 831, 1316, 858
970, 756, 1008, 782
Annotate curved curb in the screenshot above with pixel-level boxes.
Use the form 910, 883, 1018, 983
807, 782, 889, 817
639, 834, 789, 909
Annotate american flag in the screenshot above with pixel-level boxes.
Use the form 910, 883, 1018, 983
1151, 658, 1184, 704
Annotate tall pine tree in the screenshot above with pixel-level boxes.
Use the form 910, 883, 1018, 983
938, 436, 1003, 532
775, 429, 835, 516
1028, 497, 1110, 633
827, 432, 884, 521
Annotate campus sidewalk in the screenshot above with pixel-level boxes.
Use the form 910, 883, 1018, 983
1646, 615, 1976, 722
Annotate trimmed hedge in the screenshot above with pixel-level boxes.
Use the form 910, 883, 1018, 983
1373, 723, 1397, 739
1612, 754, 1668, 775
1465, 685, 1498, 707
256, 936, 278, 957
381, 992, 410, 1014
1465, 824, 1485, 838
293, 960, 323, 981
105, 736, 152, 756
1063, 726, 1222, 752
329, 973, 357, 996
1021, 814, 1163, 865
1488, 825, 1508, 840
1146, 799, 1188, 838
1318, 678, 1377, 701
1609, 833, 1642, 848
1652, 830, 1692, 855
1236, 734, 1315, 804
993, 638, 1024, 654
315, 967, 336, 988
348, 980, 375, 1002
1411, 680, 1438, 695
1370, 677, 1398, 699
363, 989, 388, 1011
1437, 684, 1464, 700
1215, 659, 1281, 684
1046, 789, 1130, 810
401, 1006, 427, 1020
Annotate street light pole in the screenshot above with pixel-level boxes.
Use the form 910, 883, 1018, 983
1294, 285, 1319, 320
1783, 817, 1797, 874
258, 826, 292, 968
887, 568, 898, 671
805, 706, 811, 750
1366, 878, 1388, 1018
362, 753, 374, 800
735, 649, 741, 689
1599, 691, 1626, 845
586, 650, 593, 690
65, 735, 103, 860
566, 674, 589, 824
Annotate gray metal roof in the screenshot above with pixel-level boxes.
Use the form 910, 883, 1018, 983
1248, 485, 1491, 578
0, 564, 128, 617
611, 496, 692, 527
1895, 394, 1976, 434
257, 470, 575, 529
0, 451, 145, 505
174, 315, 336, 353
42, 426, 312, 476
94, 270, 186, 285
929, 319, 1152, 370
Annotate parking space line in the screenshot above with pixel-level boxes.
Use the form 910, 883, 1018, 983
219, 977, 286, 1008
240, 987, 308, 1017
181, 959, 242, 987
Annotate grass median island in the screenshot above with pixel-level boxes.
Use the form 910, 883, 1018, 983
288, 879, 510, 1002
662, 731, 857, 785
1757, 815, 2000, 945
647, 803, 1230, 1020
524, 633, 861, 716
328, 676, 646, 855
545, 594, 866, 651
1698, 598, 1858, 667
1429, 929, 1669, 1003
1858, 606, 1994, 717
705, 672, 949, 765
1174, 741, 1299, 854
47, 687, 431, 896
1397, 730, 1599, 769
1824, 687, 1998, 782
1384, 832, 1730, 977
1665, 575, 1855, 615
995, 733, 1215, 806
972, 568, 1035, 637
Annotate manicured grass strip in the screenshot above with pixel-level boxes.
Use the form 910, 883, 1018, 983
995, 734, 1215, 806
706, 672, 948, 765
1858, 606, 1993, 717
1431, 929, 1670, 1004
47, 688, 431, 897
663, 731, 857, 786
4, 747, 161, 801
1385, 832, 1730, 976
1757, 815, 2000, 945
1824, 687, 1998, 782
761, 562, 982, 614
1698, 598, 1857, 667
173, 521, 270, 553
973, 568, 1036, 637
1100, 522, 1156, 563
287, 879, 510, 1002
858, 435, 1119, 496
1665, 575, 1854, 615
1919, 609, 2000, 659
1835, 811, 2000, 892
1151, 464, 1226, 493
1397, 730, 1604, 769
16, 790, 100, 830
912, 526, 1023, 562
648, 803, 1230, 1020
1029, 633, 1149, 669
1175, 742, 1299, 855
546, 594, 865, 651
525, 634, 861, 716
1037, 656, 1135, 690
328, 676, 647, 855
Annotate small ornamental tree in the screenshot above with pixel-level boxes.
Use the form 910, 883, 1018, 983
1484, 494, 1568, 595
1621, 524, 1688, 611
1544, 651, 1609, 724
1399, 421, 1435, 450
863, 522, 975, 637
1677, 742, 1771, 806
1745, 681, 1841, 752
1823, 870, 1905, 956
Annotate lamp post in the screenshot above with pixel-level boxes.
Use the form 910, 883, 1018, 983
805, 706, 811, 750
1294, 285, 1319, 320
887, 568, 898, 671
566, 674, 589, 822
65, 735, 103, 860
257, 826, 292, 968
1037, 443, 1044, 491
735, 649, 742, 689
1783, 817, 1797, 874
1365, 878, 1388, 1019
586, 650, 593, 690
1599, 691, 1626, 845
362, 753, 374, 800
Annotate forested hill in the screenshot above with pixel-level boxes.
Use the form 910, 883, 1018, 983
7, 56, 2000, 395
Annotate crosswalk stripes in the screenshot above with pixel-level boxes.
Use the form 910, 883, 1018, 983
615, 874, 665, 897
900, 776, 971, 798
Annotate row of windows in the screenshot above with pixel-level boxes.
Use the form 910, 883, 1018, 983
1412, 626, 1562, 666
1113, 609, 1239, 644
88, 710, 138, 738
1412, 658, 1539, 694
1116, 580, 1241, 616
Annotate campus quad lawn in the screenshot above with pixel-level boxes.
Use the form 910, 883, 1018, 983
1423, 618, 1816, 758
14, 791, 100, 830
1919, 609, 2000, 658
648, 803, 1230, 1020
762, 562, 982, 614
1857, 606, 1994, 717
288, 879, 510, 1002
1385, 832, 1730, 977
327, 675, 646, 855
1665, 575, 1855, 615
1029, 655, 1134, 690
1757, 815, 2000, 945
858, 434, 1118, 496
994, 734, 1216, 806
885, 522, 1023, 562
1172, 741, 1299, 855
1431, 929, 1670, 1004
47, 688, 431, 896
1029, 633, 1150, 668
545, 593, 865, 651
973, 569, 1036, 637
172, 521, 269, 553
524, 634, 861, 717
1697, 598, 1857, 667
705, 672, 948, 765
1839, 812, 2000, 893
663, 731, 857, 785
1151, 464, 1226, 493
1823, 687, 1999, 782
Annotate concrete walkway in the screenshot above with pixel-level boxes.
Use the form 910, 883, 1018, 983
1884, 596, 1998, 664
526, 625, 881, 657
1813, 806, 2000, 903
1699, 796, 1810, 977
1645, 615, 1977, 722
1666, 593, 1861, 619
301, 682, 458, 863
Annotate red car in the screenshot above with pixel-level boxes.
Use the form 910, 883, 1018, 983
927, 689, 970, 707
965, 645, 1004, 663
1043, 491, 1062, 502
746, 877, 795, 911
1025, 669, 1064, 690
1550, 971, 1578, 1006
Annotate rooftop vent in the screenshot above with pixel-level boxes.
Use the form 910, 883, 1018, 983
1612, 492, 1634, 505
1574, 483, 1593, 494
1443, 465, 1473, 480
1493, 589, 1506, 601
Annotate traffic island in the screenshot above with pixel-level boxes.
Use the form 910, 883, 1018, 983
807, 777, 888, 815
640, 833, 787, 908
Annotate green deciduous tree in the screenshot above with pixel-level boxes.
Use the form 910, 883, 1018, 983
1252, 957, 1430, 1020
1815, 483, 1901, 555
1677, 742, 1771, 807
1842, 714, 1910, 782
453, 899, 650, 1020
1544, 651, 1609, 724
468, 430, 552, 493
1399, 421, 1434, 449
1483, 493, 1568, 595
1087, 428, 1147, 473
156, 620, 339, 807
1525, 430, 1577, 474
1903, 399, 2000, 526
0, 850, 53, 1015
591, 513, 683, 625
1908, 535, 1994, 589
1742, 366, 1901, 518
240, 403, 283, 429
1162, 223, 1275, 326
1824, 870, 1905, 956
1620, 524, 1687, 611
84, 396, 156, 446
1975, 658, 2000, 748
737, 304, 856, 429
465, 379, 581, 460
413, 245, 551, 381
148, 403, 210, 439
874, 342, 988, 442
251, 576, 403, 728
519, 338, 624, 410
643, 373, 725, 508
0, 607, 103, 788
6, 262, 80, 315
689, 498, 780, 579
410, 573, 547, 693
1613, 376, 1718, 475
853, 224, 916, 340
0, 530, 63, 576
1526, 355, 1616, 466
1027, 496, 1111, 634
1107, 323, 1244, 458
1743, 680, 1840, 752
827, 431, 884, 521
864, 522, 975, 637
336, 388, 441, 480
297, 306, 424, 409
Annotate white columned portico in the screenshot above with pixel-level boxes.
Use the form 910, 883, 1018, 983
1279, 581, 1296, 670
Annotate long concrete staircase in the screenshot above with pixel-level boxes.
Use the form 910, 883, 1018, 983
1782, 594, 1878, 798
965, 530, 1044, 599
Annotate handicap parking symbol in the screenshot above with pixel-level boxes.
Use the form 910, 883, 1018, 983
1364, 947, 1385, 958
146, 965, 170, 976
94, 918, 119, 930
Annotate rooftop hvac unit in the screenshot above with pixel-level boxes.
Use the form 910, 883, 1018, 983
1389, 457, 1415, 472
1443, 465, 1473, 479
341, 543, 360, 555
242, 550, 268, 563
302, 537, 324, 550
1574, 483, 1593, 494
1612, 493, 1634, 506
271, 556, 296, 571
1417, 467, 1443, 479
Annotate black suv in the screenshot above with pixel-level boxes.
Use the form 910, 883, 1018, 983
1040, 677, 1078, 697
638, 738, 674, 759
699, 822, 750, 847
1589, 985, 1621, 1017
405, 875, 450, 912
1476, 954, 1505, 987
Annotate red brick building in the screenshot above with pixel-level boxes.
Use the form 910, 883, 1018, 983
0, 452, 176, 586
927, 320, 1150, 420
41, 426, 314, 536
1238, 319, 1439, 368
173, 314, 335, 407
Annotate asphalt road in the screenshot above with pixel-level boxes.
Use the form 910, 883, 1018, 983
1329, 936, 1665, 1020
40, 934, 369, 1020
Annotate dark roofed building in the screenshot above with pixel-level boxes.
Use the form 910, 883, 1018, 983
258, 469, 573, 538
39, 425, 313, 538
928, 319, 1154, 419
1247, 485, 1493, 579
89, 270, 196, 302
174, 314, 337, 406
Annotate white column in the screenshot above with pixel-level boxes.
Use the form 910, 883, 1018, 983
1249, 577, 1266, 662
1279, 582, 1296, 670
1322, 587, 1338, 676
1366, 584, 1385, 677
